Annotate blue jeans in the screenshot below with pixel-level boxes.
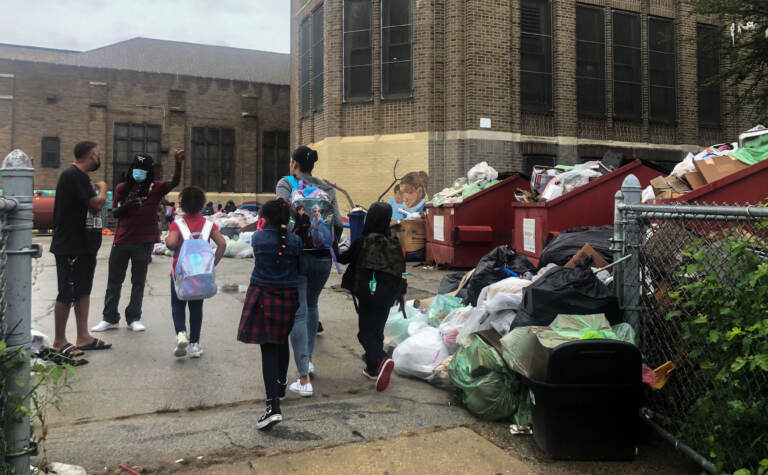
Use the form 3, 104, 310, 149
289, 253, 331, 377
170, 278, 204, 343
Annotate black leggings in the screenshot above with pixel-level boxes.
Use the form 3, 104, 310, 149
261, 343, 290, 400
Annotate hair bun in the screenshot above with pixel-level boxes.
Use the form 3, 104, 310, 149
308, 150, 319, 163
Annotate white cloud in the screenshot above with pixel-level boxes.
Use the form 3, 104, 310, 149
1, 0, 290, 53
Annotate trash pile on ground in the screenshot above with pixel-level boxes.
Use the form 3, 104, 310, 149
385, 233, 672, 457
429, 162, 501, 207
642, 125, 768, 202
152, 210, 260, 259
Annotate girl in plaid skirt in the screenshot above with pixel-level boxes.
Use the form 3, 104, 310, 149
238, 199, 301, 430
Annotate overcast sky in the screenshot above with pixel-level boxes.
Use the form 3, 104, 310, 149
2, 0, 290, 53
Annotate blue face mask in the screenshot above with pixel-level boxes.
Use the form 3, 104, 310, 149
132, 169, 148, 182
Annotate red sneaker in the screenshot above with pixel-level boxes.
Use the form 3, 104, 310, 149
376, 358, 395, 392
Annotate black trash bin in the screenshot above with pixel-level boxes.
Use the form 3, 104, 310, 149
522, 340, 643, 461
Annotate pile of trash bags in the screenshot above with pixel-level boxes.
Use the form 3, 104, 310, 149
385, 238, 623, 424
152, 215, 259, 260
429, 162, 501, 207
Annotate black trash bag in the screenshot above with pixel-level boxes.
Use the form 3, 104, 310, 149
513, 260, 620, 329
438, 272, 467, 295
539, 226, 614, 268
463, 246, 536, 306
600, 150, 632, 171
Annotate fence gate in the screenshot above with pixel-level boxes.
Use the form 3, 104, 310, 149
614, 178, 768, 474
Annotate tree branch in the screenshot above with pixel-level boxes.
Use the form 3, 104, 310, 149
376, 160, 403, 202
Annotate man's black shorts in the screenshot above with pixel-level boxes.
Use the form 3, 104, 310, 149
55, 254, 97, 303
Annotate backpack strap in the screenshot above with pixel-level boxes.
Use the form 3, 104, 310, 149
284, 175, 300, 192
174, 218, 192, 240
200, 219, 214, 241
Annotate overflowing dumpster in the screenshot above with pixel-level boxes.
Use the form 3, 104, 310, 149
425, 174, 530, 268
656, 157, 768, 205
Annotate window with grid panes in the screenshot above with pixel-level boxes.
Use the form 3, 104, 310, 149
261, 131, 290, 192
344, 0, 373, 101
113, 123, 161, 187
312, 5, 325, 111
576, 5, 605, 117
381, 0, 413, 99
520, 0, 553, 113
612, 10, 642, 120
649, 17, 676, 121
190, 127, 235, 192
697, 24, 721, 127
300, 18, 311, 116
41, 137, 60, 168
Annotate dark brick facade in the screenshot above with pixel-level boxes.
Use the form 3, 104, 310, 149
291, 0, 752, 194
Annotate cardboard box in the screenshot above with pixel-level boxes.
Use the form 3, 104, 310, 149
650, 175, 692, 195
564, 243, 610, 271
395, 219, 426, 253
655, 190, 685, 200
694, 155, 749, 184
684, 171, 707, 190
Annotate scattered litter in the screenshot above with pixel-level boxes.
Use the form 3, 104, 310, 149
510, 424, 533, 435
175, 459, 184, 464
47, 463, 86, 475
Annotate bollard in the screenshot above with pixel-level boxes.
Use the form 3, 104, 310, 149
619, 174, 642, 336
2, 149, 38, 475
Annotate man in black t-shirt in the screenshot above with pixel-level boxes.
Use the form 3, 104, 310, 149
50, 141, 112, 360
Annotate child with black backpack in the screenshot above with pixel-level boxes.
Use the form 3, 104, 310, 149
238, 199, 302, 429
339, 202, 407, 392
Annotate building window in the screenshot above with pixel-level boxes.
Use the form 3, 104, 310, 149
576, 4, 605, 117
299, 18, 310, 116
191, 127, 235, 192
697, 24, 721, 127
520, 0, 553, 113
113, 123, 161, 186
261, 132, 290, 192
381, 0, 413, 99
649, 16, 676, 122
344, 0, 373, 101
312, 5, 325, 111
612, 10, 642, 120
523, 154, 556, 176
41, 137, 60, 168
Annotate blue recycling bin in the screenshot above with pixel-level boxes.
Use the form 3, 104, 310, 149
348, 211, 366, 243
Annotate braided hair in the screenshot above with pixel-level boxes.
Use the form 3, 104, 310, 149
260, 198, 292, 264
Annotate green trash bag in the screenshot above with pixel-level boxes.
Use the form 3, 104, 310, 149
447, 335, 520, 421
426, 294, 465, 327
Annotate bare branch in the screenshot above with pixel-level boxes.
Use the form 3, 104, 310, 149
376, 160, 402, 202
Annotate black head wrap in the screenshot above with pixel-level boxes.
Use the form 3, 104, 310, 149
363, 202, 393, 236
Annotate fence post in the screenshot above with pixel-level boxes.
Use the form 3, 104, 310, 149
612, 189, 625, 307
619, 174, 642, 334
2, 149, 37, 475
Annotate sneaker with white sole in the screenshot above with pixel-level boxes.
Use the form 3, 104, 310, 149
308, 361, 315, 375
91, 321, 119, 332
174, 332, 189, 357
128, 321, 146, 332
257, 399, 282, 430
363, 367, 378, 381
376, 358, 395, 392
188, 343, 203, 358
289, 379, 313, 397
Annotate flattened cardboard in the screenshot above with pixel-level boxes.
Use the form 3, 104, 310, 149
394, 219, 426, 253
694, 155, 749, 184
651, 175, 691, 195
564, 243, 610, 271
684, 171, 707, 190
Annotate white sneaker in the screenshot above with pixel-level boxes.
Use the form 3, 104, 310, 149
308, 361, 315, 375
174, 332, 188, 357
189, 343, 203, 358
128, 321, 146, 332
289, 379, 313, 397
91, 321, 119, 332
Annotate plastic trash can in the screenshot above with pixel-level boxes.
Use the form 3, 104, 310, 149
348, 210, 366, 243
512, 160, 660, 266
523, 340, 643, 461
425, 173, 530, 268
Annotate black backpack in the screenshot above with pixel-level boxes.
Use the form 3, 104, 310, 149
342, 233, 406, 299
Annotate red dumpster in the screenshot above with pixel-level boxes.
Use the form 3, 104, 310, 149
512, 160, 660, 266
425, 173, 530, 268
658, 158, 768, 205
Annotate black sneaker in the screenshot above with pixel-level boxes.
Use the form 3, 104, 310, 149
257, 400, 282, 430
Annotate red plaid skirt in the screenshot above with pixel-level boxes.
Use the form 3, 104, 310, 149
238, 284, 299, 344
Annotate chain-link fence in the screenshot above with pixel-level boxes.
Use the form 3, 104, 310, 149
617, 201, 768, 473
1, 205, 11, 470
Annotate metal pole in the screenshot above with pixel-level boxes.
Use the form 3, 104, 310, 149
612, 190, 625, 307
2, 149, 36, 475
620, 175, 642, 334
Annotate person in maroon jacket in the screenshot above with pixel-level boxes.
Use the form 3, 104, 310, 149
92, 150, 184, 332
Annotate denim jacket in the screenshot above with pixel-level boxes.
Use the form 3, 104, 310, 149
250, 226, 302, 288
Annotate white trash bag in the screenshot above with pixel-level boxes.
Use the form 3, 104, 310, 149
393, 326, 451, 381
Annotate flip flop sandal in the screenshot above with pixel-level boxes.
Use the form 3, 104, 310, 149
76, 338, 112, 351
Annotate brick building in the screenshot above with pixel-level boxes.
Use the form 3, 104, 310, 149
291, 0, 747, 210
0, 38, 290, 194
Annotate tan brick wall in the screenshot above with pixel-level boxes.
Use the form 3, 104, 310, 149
0, 59, 290, 193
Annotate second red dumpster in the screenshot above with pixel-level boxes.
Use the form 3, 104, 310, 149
512, 160, 660, 266
657, 157, 768, 205
425, 173, 530, 268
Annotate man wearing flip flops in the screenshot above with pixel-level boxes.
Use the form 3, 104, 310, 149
50, 141, 113, 364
